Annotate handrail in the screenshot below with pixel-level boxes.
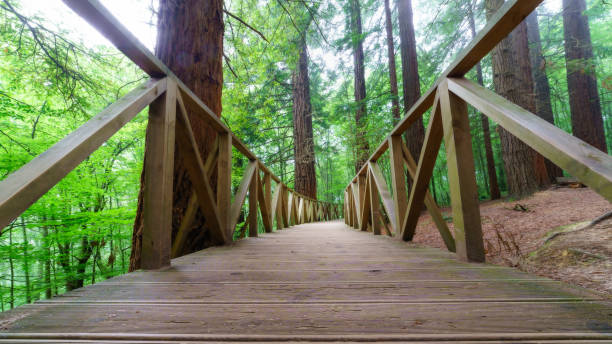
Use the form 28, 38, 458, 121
344, 0, 612, 263
0, 0, 341, 270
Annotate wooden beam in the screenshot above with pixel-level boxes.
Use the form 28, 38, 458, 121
175, 92, 226, 245
359, 173, 372, 232
439, 80, 484, 262
368, 162, 396, 235
401, 92, 443, 242
350, 183, 360, 229
141, 79, 176, 270
171, 191, 198, 258
264, 172, 272, 227
448, 77, 612, 202
0, 79, 166, 230
230, 161, 257, 234
217, 132, 232, 239
248, 164, 258, 237
256, 172, 273, 233
388, 136, 408, 231
368, 169, 381, 235
271, 183, 283, 230
400, 142, 456, 252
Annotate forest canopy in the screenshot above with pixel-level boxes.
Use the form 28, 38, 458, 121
0, 0, 610, 311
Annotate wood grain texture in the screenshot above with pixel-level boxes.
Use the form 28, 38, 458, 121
230, 161, 257, 234
1, 221, 610, 341
141, 79, 176, 270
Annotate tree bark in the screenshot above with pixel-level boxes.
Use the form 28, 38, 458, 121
397, 0, 424, 161
384, 0, 401, 123
130, 0, 224, 270
292, 37, 317, 198
526, 11, 564, 180
467, 1, 500, 200
349, 0, 369, 173
485, 0, 541, 198
562, 0, 607, 153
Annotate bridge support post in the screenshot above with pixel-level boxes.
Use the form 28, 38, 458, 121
142, 79, 176, 270
439, 80, 485, 262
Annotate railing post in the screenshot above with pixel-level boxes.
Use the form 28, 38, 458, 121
388, 136, 408, 231
368, 169, 381, 235
248, 163, 258, 237
142, 78, 176, 270
217, 132, 232, 241
439, 80, 485, 262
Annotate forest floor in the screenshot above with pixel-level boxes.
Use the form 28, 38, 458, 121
412, 187, 612, 297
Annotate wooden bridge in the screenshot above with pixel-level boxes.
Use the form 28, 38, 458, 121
0, 0, 611, 342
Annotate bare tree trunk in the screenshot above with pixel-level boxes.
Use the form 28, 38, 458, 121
292, 37, 317, 198
397, 0, 424, 160
130, 0, 224, 270
485, 0, 541, 198
562, 0, 607, 153
467, 2, 500, 200
526, 11, 564, 181
384, 0, 401, 123
350, 0, 369, 173
20, 217, 31, 304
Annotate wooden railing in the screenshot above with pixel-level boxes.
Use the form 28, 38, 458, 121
344, 0, 612, 262
0, 0, 341, 270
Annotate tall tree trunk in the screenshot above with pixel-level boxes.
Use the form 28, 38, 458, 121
130, 0, 224, 270
349, 0, 369, 173
526, 11, 564, 180
485, 0, 541, 198
42, 219, 51, 299
397, 0, 424, 161
562, 0, 607, 153
467, 1, 500, 200
8, 224, 14, 309
20, 217, 31, 304
384, 0, 401, 123
292, 37, 317, 198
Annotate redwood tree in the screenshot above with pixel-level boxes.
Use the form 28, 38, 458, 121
130, 0, 224, 270
397, 0, 424, 161
485, 0, 542, 197
292, 36, 317, 198
349, 0, 369, 173
562, 0, 607, 153
526, 11, 563, 180
384, 0, 401, 123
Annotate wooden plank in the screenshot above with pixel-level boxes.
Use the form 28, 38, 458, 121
287, 191, 295, 226
350, 182, 360, 229
400, 142, 456, 252
248, 164, 258, 237
256, 172, 272, 233
264, 172, 272, 227
171, 191, 198, 258
271, 183, 283, 230
401, 92, 443, 242
217, 132, 232, 240
368, 162, 396, 235
175, 92, 226, 245
359, 172, 372, 232
439, 79, 484, 262
388, 135, 409, 231
141, 79, 176, 270
0, 79, 166, 230
230, 161, 257, 234
448, 77, 612, 202
368, 169, 381, 235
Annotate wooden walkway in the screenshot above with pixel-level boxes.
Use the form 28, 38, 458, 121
1, 220, 611, 343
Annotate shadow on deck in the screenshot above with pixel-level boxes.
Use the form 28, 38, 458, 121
0, 220, 611, 343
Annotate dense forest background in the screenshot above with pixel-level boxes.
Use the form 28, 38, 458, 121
0, 0, 610, 310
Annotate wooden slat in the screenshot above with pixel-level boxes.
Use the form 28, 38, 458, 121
401, 92, 443, 241
388, 135, 409, 231
448, 77, 612, 202
0, 79, 165, 230
248, 164, 258, 237
400, 142, 456, 252
256, 172, 272, 233
270, 182, 283, 230
359, 173, 372, 232
141, 79, 176, 270
281, 185, 290, 228
175, 92, 226, 245
368, 162, 396, 235
368, 169, 381, 235
230, 161, 257, 234
439, 80, 484, 262
217, 132, 232, 240
171, 192, 198, 258
264, 172, 272, 228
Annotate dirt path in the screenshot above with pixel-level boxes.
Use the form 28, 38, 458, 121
413, 187, 612, 296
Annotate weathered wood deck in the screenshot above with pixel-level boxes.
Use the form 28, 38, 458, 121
1, 220, 611, 343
